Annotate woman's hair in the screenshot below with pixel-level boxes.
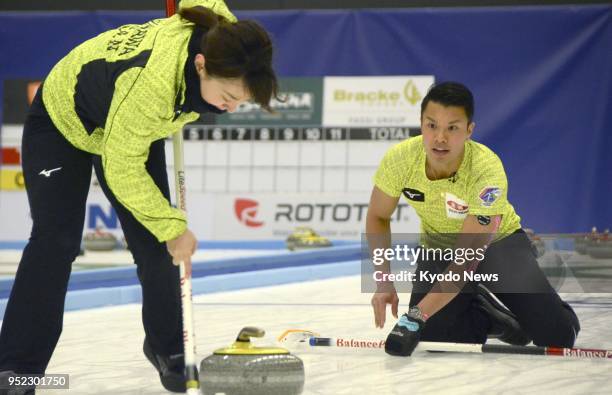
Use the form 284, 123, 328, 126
421, 82, 474, 123
179, 6, 279, 112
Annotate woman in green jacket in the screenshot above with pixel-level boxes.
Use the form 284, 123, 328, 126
0, 2, 278, 393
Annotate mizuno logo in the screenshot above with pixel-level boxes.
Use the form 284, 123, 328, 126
402, 188, 424, 202
39, 167, 62, 177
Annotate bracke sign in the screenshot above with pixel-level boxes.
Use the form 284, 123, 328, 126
322, 76, 435, 127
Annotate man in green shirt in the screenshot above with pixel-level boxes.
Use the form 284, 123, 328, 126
367, 82, 579, 356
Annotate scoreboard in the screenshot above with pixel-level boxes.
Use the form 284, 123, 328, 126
173, 124, 422, 194
183, 125, 421, 141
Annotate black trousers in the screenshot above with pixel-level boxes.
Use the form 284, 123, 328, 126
0, 86, 183, 374
409, 230, 580, 348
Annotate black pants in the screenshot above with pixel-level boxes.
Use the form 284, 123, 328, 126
0, 86, 183, 374
409, 230, 580, 348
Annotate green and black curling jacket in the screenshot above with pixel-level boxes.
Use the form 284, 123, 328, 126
42, 0, 236, 242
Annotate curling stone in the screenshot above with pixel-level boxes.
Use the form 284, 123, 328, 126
200, 327, 304, 395
82, 227, 118, 251
286, 227, 332, 251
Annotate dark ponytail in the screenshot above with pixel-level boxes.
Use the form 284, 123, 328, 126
179, 6, 279, 112
178, 6, 222, 30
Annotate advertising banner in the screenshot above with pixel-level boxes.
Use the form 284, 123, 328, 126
216, 77, 323, 126
213, 193, 420, 240
1, 191, 402, 241
0, 169, 25, 190
322, 76, 434, 127
0, 192, 31, 240
83, 191, 216, 240
0, 191, 216, 242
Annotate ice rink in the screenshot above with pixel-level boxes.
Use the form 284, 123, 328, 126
21, 273, 612, 395
1, 2, 610, 394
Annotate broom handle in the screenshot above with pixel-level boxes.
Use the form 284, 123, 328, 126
166, 1, 199, 394
308, 336, 612, 360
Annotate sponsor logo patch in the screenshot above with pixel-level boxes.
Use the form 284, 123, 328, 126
479, 187, 502, 207
402, 187, 425, 202
445, 193, 468, 219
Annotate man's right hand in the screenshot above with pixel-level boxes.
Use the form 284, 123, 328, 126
166, 228, 197, 276
385, 308, 425, 357
371, 282, 399, 328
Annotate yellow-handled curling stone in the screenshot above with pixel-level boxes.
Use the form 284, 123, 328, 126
200, 327, 304, 395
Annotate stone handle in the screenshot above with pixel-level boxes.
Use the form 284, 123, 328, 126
236, 326, 265, 342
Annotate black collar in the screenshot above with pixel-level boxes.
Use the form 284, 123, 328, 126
180, 26, 226, 115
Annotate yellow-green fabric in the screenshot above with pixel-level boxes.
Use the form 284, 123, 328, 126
42, 0, 235, 242
374, 136, 521, 240
179, 0, 237, 21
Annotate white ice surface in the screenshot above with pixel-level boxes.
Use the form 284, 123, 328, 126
0, 249, 284, 277
17, 275, 612, 395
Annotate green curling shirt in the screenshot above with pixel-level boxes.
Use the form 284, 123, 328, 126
42, 0, 236, 241
374, 136, 522, 243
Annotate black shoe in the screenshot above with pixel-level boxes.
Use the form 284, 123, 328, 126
474, 284, 532, 346
0, 371, 35, 395
143, 340, 186, 393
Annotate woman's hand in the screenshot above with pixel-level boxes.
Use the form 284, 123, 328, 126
166, 228, 197, 276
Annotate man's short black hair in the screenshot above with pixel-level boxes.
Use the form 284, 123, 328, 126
421, 82, 474, 122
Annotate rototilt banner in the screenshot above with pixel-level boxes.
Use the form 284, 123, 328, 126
216, 194, 420, 240
0, 191, 419, 241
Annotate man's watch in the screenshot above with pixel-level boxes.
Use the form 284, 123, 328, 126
408, 305, 429, 322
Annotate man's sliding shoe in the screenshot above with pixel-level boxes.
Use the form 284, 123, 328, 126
474, 284, 532, 346
143, 340, 186, 393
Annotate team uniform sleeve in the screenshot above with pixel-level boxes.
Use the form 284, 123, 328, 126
373, 145, 405, 198
102, 68, 187, 242
179, 0, 237, 22
467, 156, 510, 217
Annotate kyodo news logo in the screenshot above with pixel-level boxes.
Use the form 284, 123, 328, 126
234, 198, 264, 228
